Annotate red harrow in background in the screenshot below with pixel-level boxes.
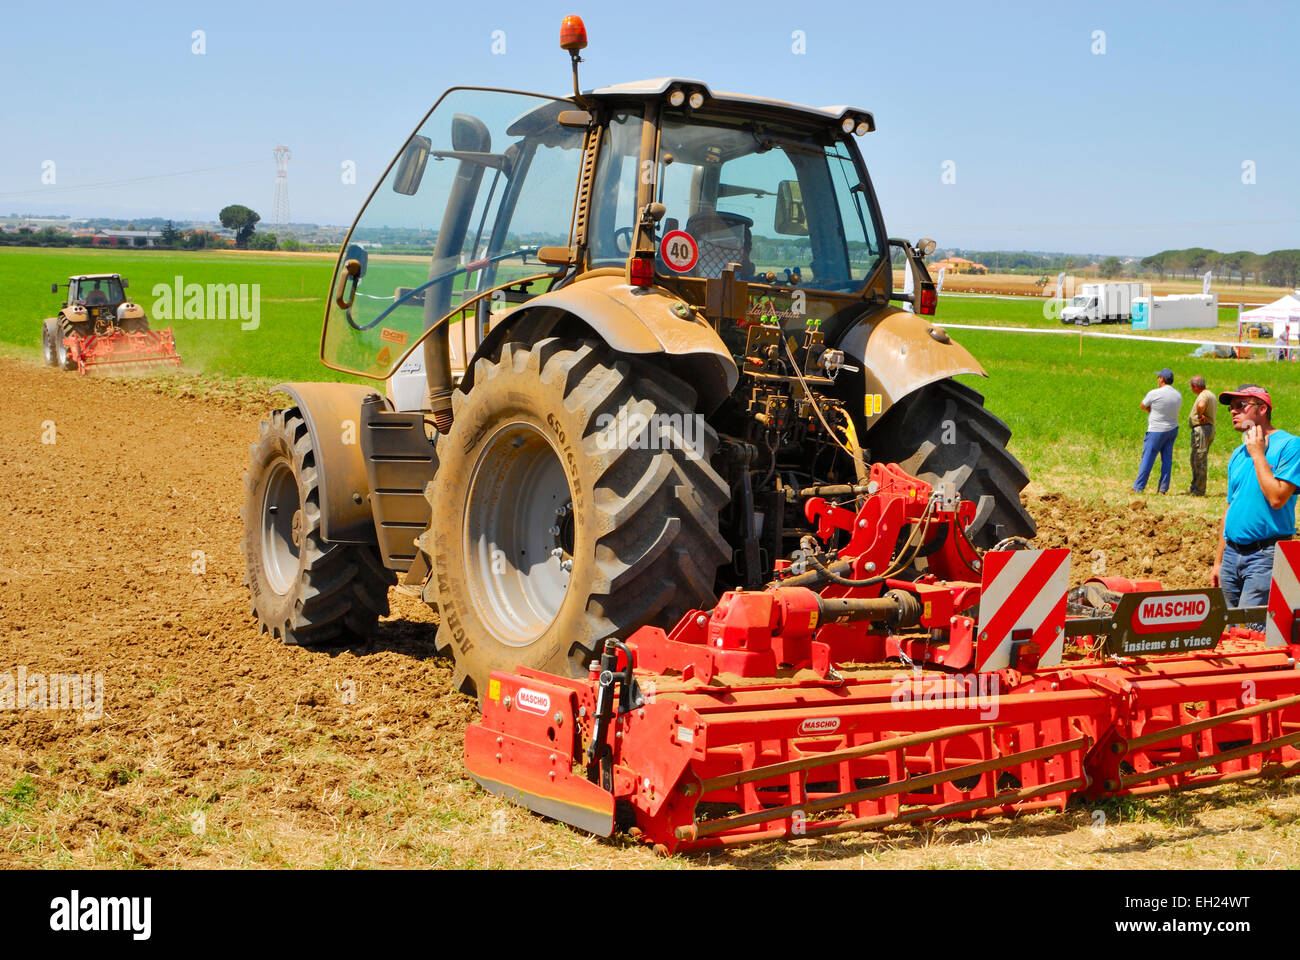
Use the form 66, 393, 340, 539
63, 327, 181, 375
465, 463, 1300, 853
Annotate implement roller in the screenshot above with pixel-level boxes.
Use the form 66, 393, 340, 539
465, 463, 1300, 853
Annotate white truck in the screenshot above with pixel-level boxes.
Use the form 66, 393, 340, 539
1061, 281, 1144, 325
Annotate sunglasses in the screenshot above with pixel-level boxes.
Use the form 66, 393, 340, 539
1229, 399, 1263, 411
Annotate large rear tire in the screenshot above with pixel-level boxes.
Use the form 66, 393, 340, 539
422, 338, 731, 697
242, 407, 395, 645
56, 316, 80, 371
865, 378, 1035, 547
41, 319, 59, 367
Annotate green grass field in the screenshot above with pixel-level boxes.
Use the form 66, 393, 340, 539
0, 246, 348, 384
4, 246, 1296, 500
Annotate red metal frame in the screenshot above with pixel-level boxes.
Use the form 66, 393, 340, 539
465, 463, 1300, 853
64, 328, 182, 374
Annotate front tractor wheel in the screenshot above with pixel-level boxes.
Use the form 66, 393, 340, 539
242, 407, 395, 646
423, 338, 731, 698
866, 378, 1036, 548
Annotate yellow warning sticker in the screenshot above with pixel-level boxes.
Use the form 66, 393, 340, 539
809, 611, 819, 631
865, 393, 883, 417
923, 601, 932, 621
376, 345, 392, 366
488, 678, 501, 702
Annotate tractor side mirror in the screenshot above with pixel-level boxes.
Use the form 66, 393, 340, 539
393, 135, 432, 196
451, 113, 491, 152
121, 277, 129, 288
774, 180, 808, 236
51, 283, 58, 293
346, 243, 368, 279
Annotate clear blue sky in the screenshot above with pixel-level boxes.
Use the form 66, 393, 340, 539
1, 0, 1295, 255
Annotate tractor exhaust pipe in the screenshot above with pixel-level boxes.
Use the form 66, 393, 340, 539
424, 115, 491, 433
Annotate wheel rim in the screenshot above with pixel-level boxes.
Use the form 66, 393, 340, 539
260, 459, 302, 595
464, 421, 574, 646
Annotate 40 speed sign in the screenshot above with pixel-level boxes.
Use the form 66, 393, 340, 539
660, 230, 699, 272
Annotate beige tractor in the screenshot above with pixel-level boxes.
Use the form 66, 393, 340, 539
241, 22, 1033, 698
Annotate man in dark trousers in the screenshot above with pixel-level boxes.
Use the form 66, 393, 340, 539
1211, 384, 1300, 623
1185, 374, 1216, 496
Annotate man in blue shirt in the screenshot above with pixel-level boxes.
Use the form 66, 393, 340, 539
1211, 384, 1300, 624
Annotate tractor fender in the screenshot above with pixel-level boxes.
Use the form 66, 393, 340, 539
838, 305, 986, 419
60, 305, 88, 325
272, 382, 386, 544
467, 272, 739, 414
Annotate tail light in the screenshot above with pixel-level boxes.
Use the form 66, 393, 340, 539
918, 288, 937, 315
630, 254, 654, 287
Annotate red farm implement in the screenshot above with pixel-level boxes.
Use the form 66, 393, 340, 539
465, 464, 1300, 853
63, 327, 182, 375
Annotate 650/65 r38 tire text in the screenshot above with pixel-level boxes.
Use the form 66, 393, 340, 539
421, 338, 731, 698
242, 406, 395, 646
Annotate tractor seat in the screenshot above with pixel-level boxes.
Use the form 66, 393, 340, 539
682, 210, 754, 279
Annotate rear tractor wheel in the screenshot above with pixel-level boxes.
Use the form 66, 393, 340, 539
41, 319, 59, 367
56, 316, 81, 371
422, 338, 731, 698
242, 407, 395, 645
865, 378, 1036, 548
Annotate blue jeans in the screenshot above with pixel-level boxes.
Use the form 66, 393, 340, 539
1133, 427, 1178, 493
1221, 542, 1273, 629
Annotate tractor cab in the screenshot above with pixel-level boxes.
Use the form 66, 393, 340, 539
319, 43, 938, 418
61, 274, 129, 322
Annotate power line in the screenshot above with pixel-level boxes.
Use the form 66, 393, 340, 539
0, 160, 264, 201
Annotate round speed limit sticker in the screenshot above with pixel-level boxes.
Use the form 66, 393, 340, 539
660, 230, 699, 273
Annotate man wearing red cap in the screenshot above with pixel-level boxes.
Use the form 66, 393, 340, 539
1211, 384, 1300, 621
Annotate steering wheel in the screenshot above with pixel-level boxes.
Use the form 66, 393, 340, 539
613, 227, 634, 256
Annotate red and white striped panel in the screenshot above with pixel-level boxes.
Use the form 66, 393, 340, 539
976, 548, 1071, 672
1265, 540, 1300, 648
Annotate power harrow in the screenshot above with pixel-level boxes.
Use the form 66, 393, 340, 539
466, 464, 1300, 853
63, 326, 182, 375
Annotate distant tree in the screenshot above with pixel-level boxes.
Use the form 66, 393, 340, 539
249, 232, 278, 251
219, 204, 261, 248
160, 220, 180, 247
1262, 250, 1300, 288
183, 229, 217, 250
280, 236, 301, 252
1099, 256, 1123, 278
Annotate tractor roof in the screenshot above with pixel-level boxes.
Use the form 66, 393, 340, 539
585, 78, 875, 131
69, 273, 122, 280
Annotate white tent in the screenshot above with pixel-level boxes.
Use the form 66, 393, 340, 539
1239, 293, 1300, 358
1240, 293, 1300, 330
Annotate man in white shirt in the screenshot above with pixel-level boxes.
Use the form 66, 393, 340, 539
1132, 367, 1183, 494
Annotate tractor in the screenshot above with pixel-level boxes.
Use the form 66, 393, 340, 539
42, 273, 180, 374
241, 18, 1035, 699
241, 19, 1300, 850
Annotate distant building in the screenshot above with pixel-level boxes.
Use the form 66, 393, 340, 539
93, 229, 163, 248
931, 256, 988, 275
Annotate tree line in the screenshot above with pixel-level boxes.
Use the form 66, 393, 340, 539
1138, 248, 1300, 287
